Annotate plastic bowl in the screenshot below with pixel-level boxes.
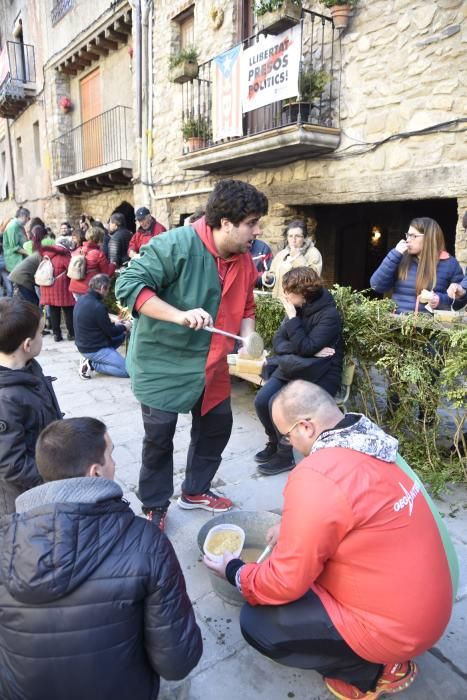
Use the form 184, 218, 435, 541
203, 524, 245, 564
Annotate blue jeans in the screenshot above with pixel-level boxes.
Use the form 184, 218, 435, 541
82, 335, 128, 378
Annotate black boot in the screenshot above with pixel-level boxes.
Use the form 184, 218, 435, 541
53, 334, 63, 342
257, 444, 295, 476
254, 440, 278, 463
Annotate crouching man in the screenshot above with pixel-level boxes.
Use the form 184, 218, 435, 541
205, 381, 458, 700
0, 417, 202, 700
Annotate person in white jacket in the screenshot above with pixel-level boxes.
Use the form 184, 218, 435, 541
262, 220, 322, 303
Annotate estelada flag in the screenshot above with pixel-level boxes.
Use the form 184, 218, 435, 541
212, 44, 243, 142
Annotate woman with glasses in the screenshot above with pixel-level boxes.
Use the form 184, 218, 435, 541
254, 266, 343, 476
262, 220, 322, 303
370, 217, 463, 313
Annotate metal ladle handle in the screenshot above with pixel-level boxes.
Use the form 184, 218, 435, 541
202, 326, 243, 343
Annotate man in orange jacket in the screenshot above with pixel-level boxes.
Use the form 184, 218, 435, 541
204, 381, 458, 700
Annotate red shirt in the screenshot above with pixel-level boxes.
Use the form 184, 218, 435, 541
128, 219, 166, 254
240, 447, 453, 664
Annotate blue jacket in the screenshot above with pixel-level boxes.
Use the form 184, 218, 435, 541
74, 290, 126, 353
370, 249, 464, 314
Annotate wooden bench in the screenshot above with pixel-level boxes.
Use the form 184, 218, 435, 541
229, 359, 356, 412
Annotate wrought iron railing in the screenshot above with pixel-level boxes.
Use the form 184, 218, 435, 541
181, 9, 337, 154
51, 105, 132, 180
0, 41, 36, 90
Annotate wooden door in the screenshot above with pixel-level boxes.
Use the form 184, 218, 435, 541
80, 69, 102, 170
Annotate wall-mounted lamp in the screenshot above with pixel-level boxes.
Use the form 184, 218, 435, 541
370, 226, 382, 246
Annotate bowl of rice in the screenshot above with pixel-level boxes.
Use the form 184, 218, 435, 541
203, 524, 245, 564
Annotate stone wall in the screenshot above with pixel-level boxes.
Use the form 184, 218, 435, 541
151, 0, 467, 265
66, 187, 134, 230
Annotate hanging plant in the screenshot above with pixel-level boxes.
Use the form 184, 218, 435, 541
59, 96, 73, 113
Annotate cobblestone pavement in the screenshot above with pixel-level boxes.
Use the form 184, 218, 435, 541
40, 335, 467, 700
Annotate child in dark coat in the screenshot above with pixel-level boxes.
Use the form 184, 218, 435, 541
0, 297, 62, 514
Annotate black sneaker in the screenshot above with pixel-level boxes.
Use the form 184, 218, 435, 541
254, 441, 278, 463
143, 507, 168, 531
257, 451, 295, 476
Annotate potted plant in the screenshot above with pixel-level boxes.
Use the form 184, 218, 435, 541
181, 116, 211, 152
256, 0, 302, 36
59, 96, 73, 114
169, 47, 199, 84
321, 0, 358, 31
283, 68, 330, 122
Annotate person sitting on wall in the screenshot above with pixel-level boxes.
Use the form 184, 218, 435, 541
128, 207, 167, 259
0, 417, 202, 700
204, 380, 458, 700
262, 220, 322, 304
74, 273, 130, 380
254, 266, 343, 476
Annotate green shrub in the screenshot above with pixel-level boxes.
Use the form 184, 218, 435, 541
169, 47, 199, 69
255, 1, 301, 16
255, 286, 467, 490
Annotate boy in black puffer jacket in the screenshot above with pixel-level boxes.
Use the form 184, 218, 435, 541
0, 417, 202, 700
0, 297, 62, 514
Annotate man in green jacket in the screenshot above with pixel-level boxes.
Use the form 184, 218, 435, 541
116, 180, 268, 530
3, 207, 30, 273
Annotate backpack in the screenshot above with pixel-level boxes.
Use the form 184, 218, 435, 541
34, 256, 55, 286
67, 251, 87, 280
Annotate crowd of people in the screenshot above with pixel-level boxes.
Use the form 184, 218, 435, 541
0, 180, 465, 700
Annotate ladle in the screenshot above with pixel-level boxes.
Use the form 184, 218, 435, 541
203, 327, 264, 359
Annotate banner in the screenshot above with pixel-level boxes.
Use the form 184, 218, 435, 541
212, 44, 243, 142
241, 24, 301, 113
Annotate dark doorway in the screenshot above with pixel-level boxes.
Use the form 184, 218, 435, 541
311, 198, 458, 291
112, 201, 135, 233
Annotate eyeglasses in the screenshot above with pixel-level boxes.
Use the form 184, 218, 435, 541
282, 416, 311, 443
405, 232, 424, 240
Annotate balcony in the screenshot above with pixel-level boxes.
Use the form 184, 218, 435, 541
0, 41, 36, 119
178, 9, 340, 173
51, 105, 133, 194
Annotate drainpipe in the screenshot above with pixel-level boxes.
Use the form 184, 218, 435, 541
146, 1, 157, 201
140, 0, 152, 209
5, 119, 16, 199
130, 0, 142, 183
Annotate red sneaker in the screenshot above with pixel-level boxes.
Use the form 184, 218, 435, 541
325, 661, 418, 700
144, 507, 168, 531
177, 490, 233, 512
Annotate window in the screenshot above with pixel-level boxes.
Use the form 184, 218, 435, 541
16, 137, 23, 178
180, 12, 194, 49
33, 121, 40, 166
172, 5, 194, 50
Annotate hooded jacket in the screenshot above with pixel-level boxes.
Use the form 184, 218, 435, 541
0, 477, 202, 700
0, 359, 62, 491
240, 414, 456, 664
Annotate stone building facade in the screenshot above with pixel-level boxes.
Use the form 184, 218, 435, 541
149, 0, 467, 288
0, 0, 465, 290
0, 0, 135, 233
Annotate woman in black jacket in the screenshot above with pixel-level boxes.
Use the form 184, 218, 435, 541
254, 266, 343, 476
